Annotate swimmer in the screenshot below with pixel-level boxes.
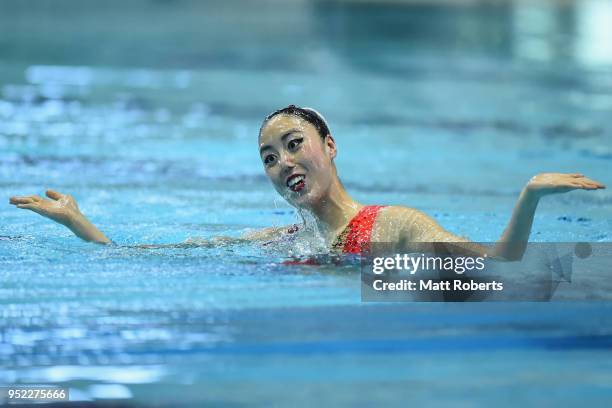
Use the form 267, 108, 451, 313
9, 105, 606, 260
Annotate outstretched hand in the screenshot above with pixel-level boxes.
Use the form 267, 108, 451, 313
525, 173, 605, 199
9, 189, 81, 226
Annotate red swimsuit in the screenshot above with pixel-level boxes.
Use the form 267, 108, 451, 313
280, 205, 386, 254
279, 205, 386, 265
334, 205, 387, 254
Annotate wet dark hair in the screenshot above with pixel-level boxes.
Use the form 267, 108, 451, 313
260, 105, 331, 139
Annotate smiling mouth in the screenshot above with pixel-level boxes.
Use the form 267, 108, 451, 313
286, 174, 306, 192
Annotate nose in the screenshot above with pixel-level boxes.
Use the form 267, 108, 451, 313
279, 153, 296, 175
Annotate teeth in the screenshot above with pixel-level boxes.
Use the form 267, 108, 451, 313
288, 175, 304, 187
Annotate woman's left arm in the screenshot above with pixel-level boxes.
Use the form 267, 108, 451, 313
400, 173, 605, 260
492, 173, 604, 260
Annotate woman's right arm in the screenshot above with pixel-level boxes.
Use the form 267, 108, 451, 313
132, 228, 289, 249
10, 189, 291, 247
9, 189, 112, 244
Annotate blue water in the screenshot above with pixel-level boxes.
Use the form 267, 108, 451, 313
1, 1, 612, 406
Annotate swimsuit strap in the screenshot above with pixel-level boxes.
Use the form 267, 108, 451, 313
337, 205, 387, 254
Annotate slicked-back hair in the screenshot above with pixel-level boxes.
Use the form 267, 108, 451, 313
260, 105, 331, 140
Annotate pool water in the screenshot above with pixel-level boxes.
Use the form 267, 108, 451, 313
1, 1, 612, 406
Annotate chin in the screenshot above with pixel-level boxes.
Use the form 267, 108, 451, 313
287, 195, 311, 210
295, 190, 325, 210
281, 190, 313, 210
278, 181, 323, 209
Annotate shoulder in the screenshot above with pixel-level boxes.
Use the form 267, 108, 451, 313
376, 205, 432, 225
376, 205, 454, 242
241, 225, 298, 242
391, 206, 472, 243
370, 206, 424, 243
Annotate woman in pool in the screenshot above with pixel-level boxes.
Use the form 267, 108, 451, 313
9, 105, 606, 260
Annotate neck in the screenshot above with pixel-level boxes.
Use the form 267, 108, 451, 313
304, 176, 362, 239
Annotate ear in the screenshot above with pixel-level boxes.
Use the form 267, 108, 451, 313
324, 134, 337, 160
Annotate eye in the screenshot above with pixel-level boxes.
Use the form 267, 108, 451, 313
263, 154, 277, 166
287, 137, 303, 151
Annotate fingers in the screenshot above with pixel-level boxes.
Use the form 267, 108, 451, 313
567, 174, 606, 189
585, 182, 604, 189
9, 195, 42, 205
9, 196, 31, 205
9, 191, 65, 206
46, 189, 63, 200
15, 203, 42, 214
588, 180, 605, 189
570, 181, 605, 190
579, 177, 605, 189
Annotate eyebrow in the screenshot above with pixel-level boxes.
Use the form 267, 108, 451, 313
259, 129, 301, 155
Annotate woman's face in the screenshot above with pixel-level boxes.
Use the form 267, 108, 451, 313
259, 114, 336, 209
